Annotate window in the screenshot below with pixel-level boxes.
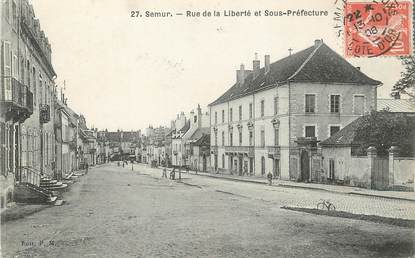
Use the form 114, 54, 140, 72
274, 97, 278, 115
12, 54, 18, 79
249, 103, 253, 119
249, 131, 253, 146
32, 67, 36, 105
194, 116, 197, 123
239, 105, 242, 121
222, 154, 225, 168
354, 96, 365, 115
221, 131, 225, 146
214, 112, 217, 124
330, 95, 340, 113
330, 126, 340, 137
260, 129, 265, 147
222, 110, 225, 123
214, 131, 217, 146
305, 126, 315, 138
274, 128, 279, 146
230, 132, 233, 146
3, 41, 11, 100
305, 94, 315, 113
39, 75, 43, 105
239, 131, 242, 145
229, 108, 233, 122
260, 100, 265, 117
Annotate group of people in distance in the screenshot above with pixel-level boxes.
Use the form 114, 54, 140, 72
162, 167, 177, 180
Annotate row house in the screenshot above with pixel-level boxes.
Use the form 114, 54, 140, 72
100, 129, 140, 161
183, 105, 210, 171
171, 113, 190, 167
96, 131, 110, 164
208, 40, 381, 181
78, 115, 97, 166
145, 125, 170, 166
1, 0, 57, 207
54, 97, 80, 179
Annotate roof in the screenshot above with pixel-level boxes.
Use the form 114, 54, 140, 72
189, 127, 210, 141
172, 121, 190, 139
194, 134, 210, 146
209, 41, 381, 106
319, 118, 364, 146
104, 131, 140, 142
377, 99, 415, 113
320, 112, 415, 147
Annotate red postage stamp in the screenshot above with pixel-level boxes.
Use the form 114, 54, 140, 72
344, 1, 412, 57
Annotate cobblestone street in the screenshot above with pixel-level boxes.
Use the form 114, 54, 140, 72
137, 164, 415, 220
2, 164, 414, 257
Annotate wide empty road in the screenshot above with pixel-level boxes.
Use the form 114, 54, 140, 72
2, 164, 414, 257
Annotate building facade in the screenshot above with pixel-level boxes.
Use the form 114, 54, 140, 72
1, 0, 57, 208
209, 40, 381, 181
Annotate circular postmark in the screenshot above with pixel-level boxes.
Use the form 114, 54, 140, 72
343, 0, 412, 57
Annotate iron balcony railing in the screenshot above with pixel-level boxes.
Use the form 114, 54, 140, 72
1, 76, 34, 114
19, 166, 41, 187
267, 146, 281, 158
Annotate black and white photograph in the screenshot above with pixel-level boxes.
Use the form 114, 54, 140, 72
1, 0, 414, 257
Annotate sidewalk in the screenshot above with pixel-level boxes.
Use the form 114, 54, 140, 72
137, 164, 415, 202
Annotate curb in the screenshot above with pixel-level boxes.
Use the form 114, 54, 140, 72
347, 192, 415, 202
135, 164, 415, 203
195, 172, 267, 185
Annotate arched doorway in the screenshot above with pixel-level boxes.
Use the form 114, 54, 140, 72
300, 150, 310, 181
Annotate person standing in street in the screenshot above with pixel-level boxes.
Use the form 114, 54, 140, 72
267, 171, 273, 185
162, 167, 168, 178
85, 162, 89, 174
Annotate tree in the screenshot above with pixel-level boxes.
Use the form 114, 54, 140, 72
392, 56, 415, 99
353, 111, 415, 157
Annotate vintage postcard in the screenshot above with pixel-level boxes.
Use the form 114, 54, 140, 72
1, 0, 414, 257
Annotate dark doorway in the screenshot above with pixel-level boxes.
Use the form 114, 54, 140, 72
300, 150, 310, 181
202, 155, 207, 172
238, 156, 242, 176
273, 159, 280, 178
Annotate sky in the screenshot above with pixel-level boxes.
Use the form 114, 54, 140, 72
32, 0, 404, 131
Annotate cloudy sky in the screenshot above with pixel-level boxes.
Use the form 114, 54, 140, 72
32, 0, 403, 131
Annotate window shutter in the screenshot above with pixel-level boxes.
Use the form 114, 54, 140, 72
3, 41, 12, 100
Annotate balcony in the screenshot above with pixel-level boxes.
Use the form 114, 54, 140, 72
267, 146, 281, 159
1, 77, 34, 122
40, 104, 51, 123
225, 146, 255, 157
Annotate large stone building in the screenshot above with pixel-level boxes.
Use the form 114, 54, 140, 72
208, 40, 381, 180
1, 0, 57, 207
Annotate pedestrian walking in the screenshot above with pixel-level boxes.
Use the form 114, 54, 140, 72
267, 171, 273, 185
162, 167, 168, 178
85, 163, 89, 174
170, 168, 175, 180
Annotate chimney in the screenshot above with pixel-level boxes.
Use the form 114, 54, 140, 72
394, 92, 401, 99
314, 39, 323, 47
264, 55, 270, 74
252, 53, 260, 78
236, 64, 245, 84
